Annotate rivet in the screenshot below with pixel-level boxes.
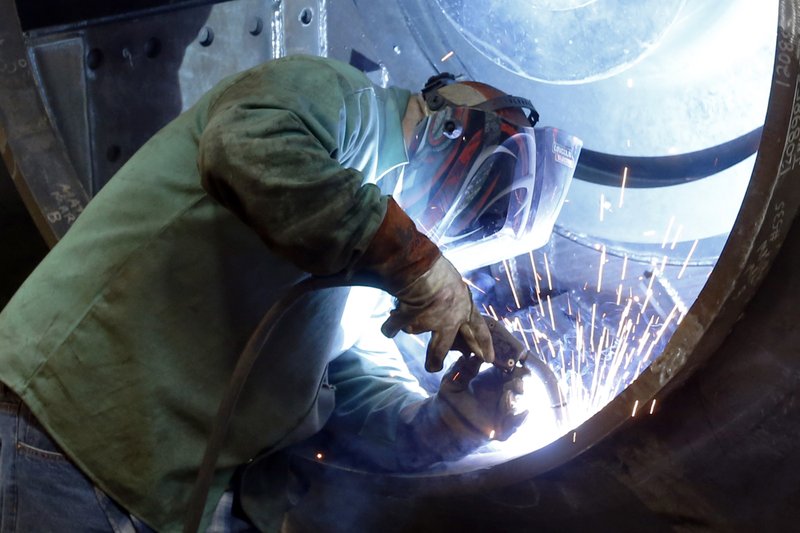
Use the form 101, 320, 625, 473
144, 37, 162, 58
299, 7, 313, 26
198, 27, 215, 47
248, 17, 264, 36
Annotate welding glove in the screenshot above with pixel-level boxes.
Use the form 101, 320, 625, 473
355, 198, 495, 372
395, 355, 529, 471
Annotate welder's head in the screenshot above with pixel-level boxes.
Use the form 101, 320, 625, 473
426, 78, 537, 130
396, 73, 581, 273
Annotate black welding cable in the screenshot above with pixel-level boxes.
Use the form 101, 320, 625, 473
182, 274, 357, 533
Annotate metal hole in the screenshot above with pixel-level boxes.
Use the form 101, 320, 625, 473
144, 37, 162, 59
299, 7, 313, 26
248, 16, 264, 36
198, 27, 214, 47
106, 145, 121, 162
86, 48, 104, 70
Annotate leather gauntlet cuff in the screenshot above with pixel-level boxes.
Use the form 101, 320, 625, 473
354, 197, 441, 294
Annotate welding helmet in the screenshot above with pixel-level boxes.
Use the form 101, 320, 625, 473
395, 73, 582, 273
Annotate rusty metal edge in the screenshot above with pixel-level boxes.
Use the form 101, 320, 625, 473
0, 0, 89, 247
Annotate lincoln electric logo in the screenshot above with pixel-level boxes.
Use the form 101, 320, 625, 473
553, 142, 576, 168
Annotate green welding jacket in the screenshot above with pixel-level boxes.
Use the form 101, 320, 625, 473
0, 55, 411, 531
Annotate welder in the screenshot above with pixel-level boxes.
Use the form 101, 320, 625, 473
0, 55, 555, 531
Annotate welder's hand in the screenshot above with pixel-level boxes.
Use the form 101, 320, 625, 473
380, 256, 495, 372
436, 354, 529, 443
395, 355, 529, 470
353, 198, 493, 371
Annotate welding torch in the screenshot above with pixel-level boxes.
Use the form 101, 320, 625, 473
453, 315, 566, 422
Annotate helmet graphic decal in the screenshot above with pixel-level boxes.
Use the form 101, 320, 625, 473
396, 74, 582, 272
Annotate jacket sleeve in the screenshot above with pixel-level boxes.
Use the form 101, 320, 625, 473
197, 58, 388, 276
324, 325, 430, 471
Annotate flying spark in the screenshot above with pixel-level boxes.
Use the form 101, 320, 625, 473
677, 239, 699, 279
502, 259, 522, 309
670, 225, 684, 249
661, 216, 676, 248
640, 270, 657, 315
619, 167, 628, 208
529, 251, 541, 295
464, 277, 486, 294
543, 253, 553, 291
597, 245, 607, 293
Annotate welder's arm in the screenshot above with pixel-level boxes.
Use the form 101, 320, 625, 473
323, 337, 428, 472
354, 200, 496, 372
199, 88, 494, 371
326, 347, 527, 472
199, 102, 387, 276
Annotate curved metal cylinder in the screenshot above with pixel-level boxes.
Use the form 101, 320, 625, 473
287, 0, 800, 506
